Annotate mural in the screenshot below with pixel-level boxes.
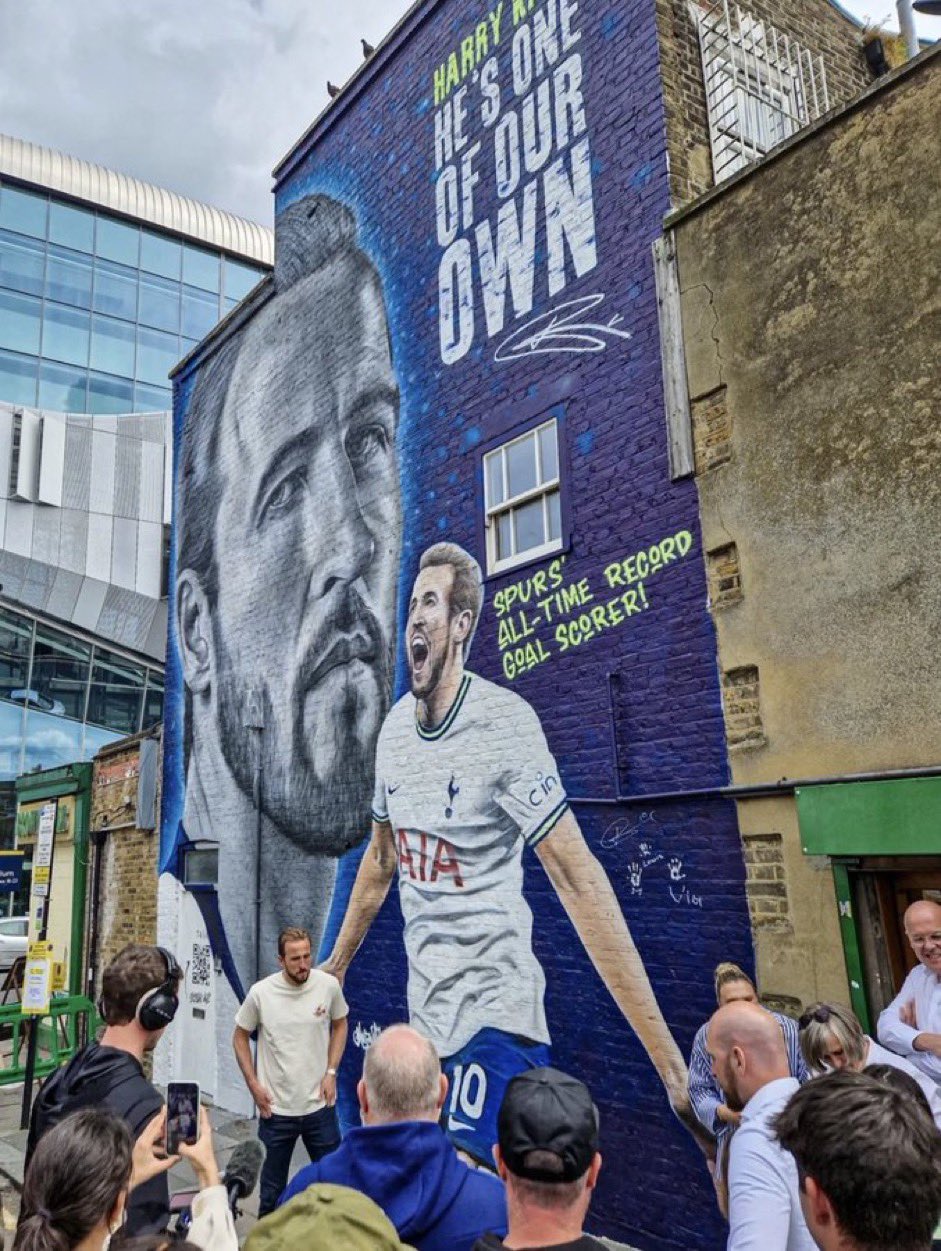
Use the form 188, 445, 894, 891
161, 0, 754, 1244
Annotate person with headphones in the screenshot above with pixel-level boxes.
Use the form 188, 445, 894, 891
26, 944, 183, 1235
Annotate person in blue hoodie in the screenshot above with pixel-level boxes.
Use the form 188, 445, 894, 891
278, 1023, 507, 1251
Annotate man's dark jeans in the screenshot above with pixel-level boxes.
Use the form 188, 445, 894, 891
257, 1106, 340, 1215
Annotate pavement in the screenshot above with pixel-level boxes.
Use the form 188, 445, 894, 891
0, 1084, 637, 1249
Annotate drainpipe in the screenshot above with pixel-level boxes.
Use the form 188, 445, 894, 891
898, 0, 920, 58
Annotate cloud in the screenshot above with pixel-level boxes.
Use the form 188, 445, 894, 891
0, 0, 406, 226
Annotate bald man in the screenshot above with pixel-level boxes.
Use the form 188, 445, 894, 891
278, 1024, 507, 1251
707, 1003, 815, 1251
878, 900, 941, 1085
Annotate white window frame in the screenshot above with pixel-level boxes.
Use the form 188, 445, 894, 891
483, 418, 563, 576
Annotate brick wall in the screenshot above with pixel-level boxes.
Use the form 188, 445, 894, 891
90, 733, 160, 1000
657, 0, 871, 206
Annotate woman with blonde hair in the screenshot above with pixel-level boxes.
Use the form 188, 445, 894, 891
798, 1001, 941, 1128
687, 962, 808, 1216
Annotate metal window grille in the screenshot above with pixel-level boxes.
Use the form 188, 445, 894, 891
697, 0, 830, 183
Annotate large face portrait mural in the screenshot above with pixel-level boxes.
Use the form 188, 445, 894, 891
161, 2, 755, 1244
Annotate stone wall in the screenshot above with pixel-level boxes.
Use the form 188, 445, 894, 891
672, 48, 941, 1007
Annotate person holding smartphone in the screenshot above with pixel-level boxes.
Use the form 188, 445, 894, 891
26, 945, 183, 1235
233, 926, 348, 1216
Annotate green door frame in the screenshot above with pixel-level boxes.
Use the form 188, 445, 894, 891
796, 776, 941, 1033
15, 763, 93, 997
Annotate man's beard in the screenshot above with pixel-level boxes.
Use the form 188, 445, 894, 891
409, 640, 449, 700
216, 587, 393, 855
720, 1064, 745, 1113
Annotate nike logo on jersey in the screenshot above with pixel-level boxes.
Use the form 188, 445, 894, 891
388, 783, 401, 793
447, 1115, 474, 1133
396, 828, 465, 887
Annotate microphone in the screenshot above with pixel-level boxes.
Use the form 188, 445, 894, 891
222, 1139, 265, 1204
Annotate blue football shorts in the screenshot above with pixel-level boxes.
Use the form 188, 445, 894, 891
440, 1026, 552, 1166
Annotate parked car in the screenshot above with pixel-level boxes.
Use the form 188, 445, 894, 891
0, 917, 28, 972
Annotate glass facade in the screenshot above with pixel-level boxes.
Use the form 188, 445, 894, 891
0, 179, 266, 415
0, 604, 163, 780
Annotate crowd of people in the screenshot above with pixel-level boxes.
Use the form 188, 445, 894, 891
11, 895, 941, 1250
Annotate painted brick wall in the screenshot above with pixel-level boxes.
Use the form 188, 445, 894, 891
163, 0, 755, 1245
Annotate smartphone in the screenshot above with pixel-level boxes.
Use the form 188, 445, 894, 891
166, 1081, 200, 1154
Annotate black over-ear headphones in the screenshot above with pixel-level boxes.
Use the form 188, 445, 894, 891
135, 947, 182, 1032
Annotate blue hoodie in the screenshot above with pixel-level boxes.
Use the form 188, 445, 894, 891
278, 1121, 507, 1251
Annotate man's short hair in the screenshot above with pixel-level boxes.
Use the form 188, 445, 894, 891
278, 927, 311, 956
775, 1069, 941, 1251
509, 1151, 585, 1210
418, 543, 483, 658
100, 945, 179, 1026
798, 1002, 866, 1072
362, 1025, 441, 1121
176, 195, 382, 764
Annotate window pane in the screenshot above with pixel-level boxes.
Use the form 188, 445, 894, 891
0, 186, 48, 239
30, 625, 90, 720
181, 285, 219, 340
485, 450, 504, 507
23, 708, 84, 772
0, 290, 42, 356
38, 360, 87, 412
49, 202, 94, 253
96, 216, 139, 267
92, 259, 138, 320
506, 433, 537, 498
0, 229, 45, 296
137, 326, 179, 386
183, 244, 220, 292
496, 511, 513, 561
547, 489, 561, 541
140, 230, 181, 280
87, 651, 145, 735
143, 674, 164, 726
139, 271, 180, 333
46, 245, 93, 309
180, 337, 199, 357
87, 371, 134, 415
0, 608, 32, 703
223, 257, 260, 302
42, 302, 90, 367
0, 349, 38, 405
0, 702, 24, 780
514, 497, 546, 553
82, 722, 122, 760
222, 295, 239, 315
90, 314, 135, 377
538, 421, 559, 481
134, 382, 171, 412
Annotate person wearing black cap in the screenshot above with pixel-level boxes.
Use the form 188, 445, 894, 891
26, 944, 182, 1235
473, 1067, 606, 1251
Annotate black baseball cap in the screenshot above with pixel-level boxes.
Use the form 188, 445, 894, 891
497, 1067, 600, 1182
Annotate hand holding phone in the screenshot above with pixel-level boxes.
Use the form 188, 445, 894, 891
166, 1081, 201, 1155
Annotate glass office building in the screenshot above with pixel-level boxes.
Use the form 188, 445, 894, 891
0, 135, 272, 841
0, 179, 264, 415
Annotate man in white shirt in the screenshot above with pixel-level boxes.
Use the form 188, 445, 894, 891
774, 1069, 941, 1251
877, 899, 941, 1084
233, 926, 348, 1215
707, 1001, 816, 1251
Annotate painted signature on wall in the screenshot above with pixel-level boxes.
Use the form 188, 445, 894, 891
600, 813, 704, 908
494, 293, 633, 362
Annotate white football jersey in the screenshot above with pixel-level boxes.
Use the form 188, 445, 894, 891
372, 671, 568, 1057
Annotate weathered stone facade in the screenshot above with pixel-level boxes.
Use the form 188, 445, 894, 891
671, 47, 941, 1009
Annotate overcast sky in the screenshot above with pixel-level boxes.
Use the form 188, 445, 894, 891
0, 0, 936, 227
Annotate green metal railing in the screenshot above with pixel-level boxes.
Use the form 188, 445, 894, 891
0, 996, 99, 1086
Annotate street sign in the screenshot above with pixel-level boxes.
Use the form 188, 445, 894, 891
32, 803, 56, 898
0, 851, 24, 892
22, 941, 53, 1015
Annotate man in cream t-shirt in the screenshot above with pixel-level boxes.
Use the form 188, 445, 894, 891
233, 925, 348, 1215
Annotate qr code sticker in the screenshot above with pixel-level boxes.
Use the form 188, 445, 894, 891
191, 943, 212, 987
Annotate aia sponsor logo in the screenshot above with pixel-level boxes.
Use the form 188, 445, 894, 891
396, 828, 465, 887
